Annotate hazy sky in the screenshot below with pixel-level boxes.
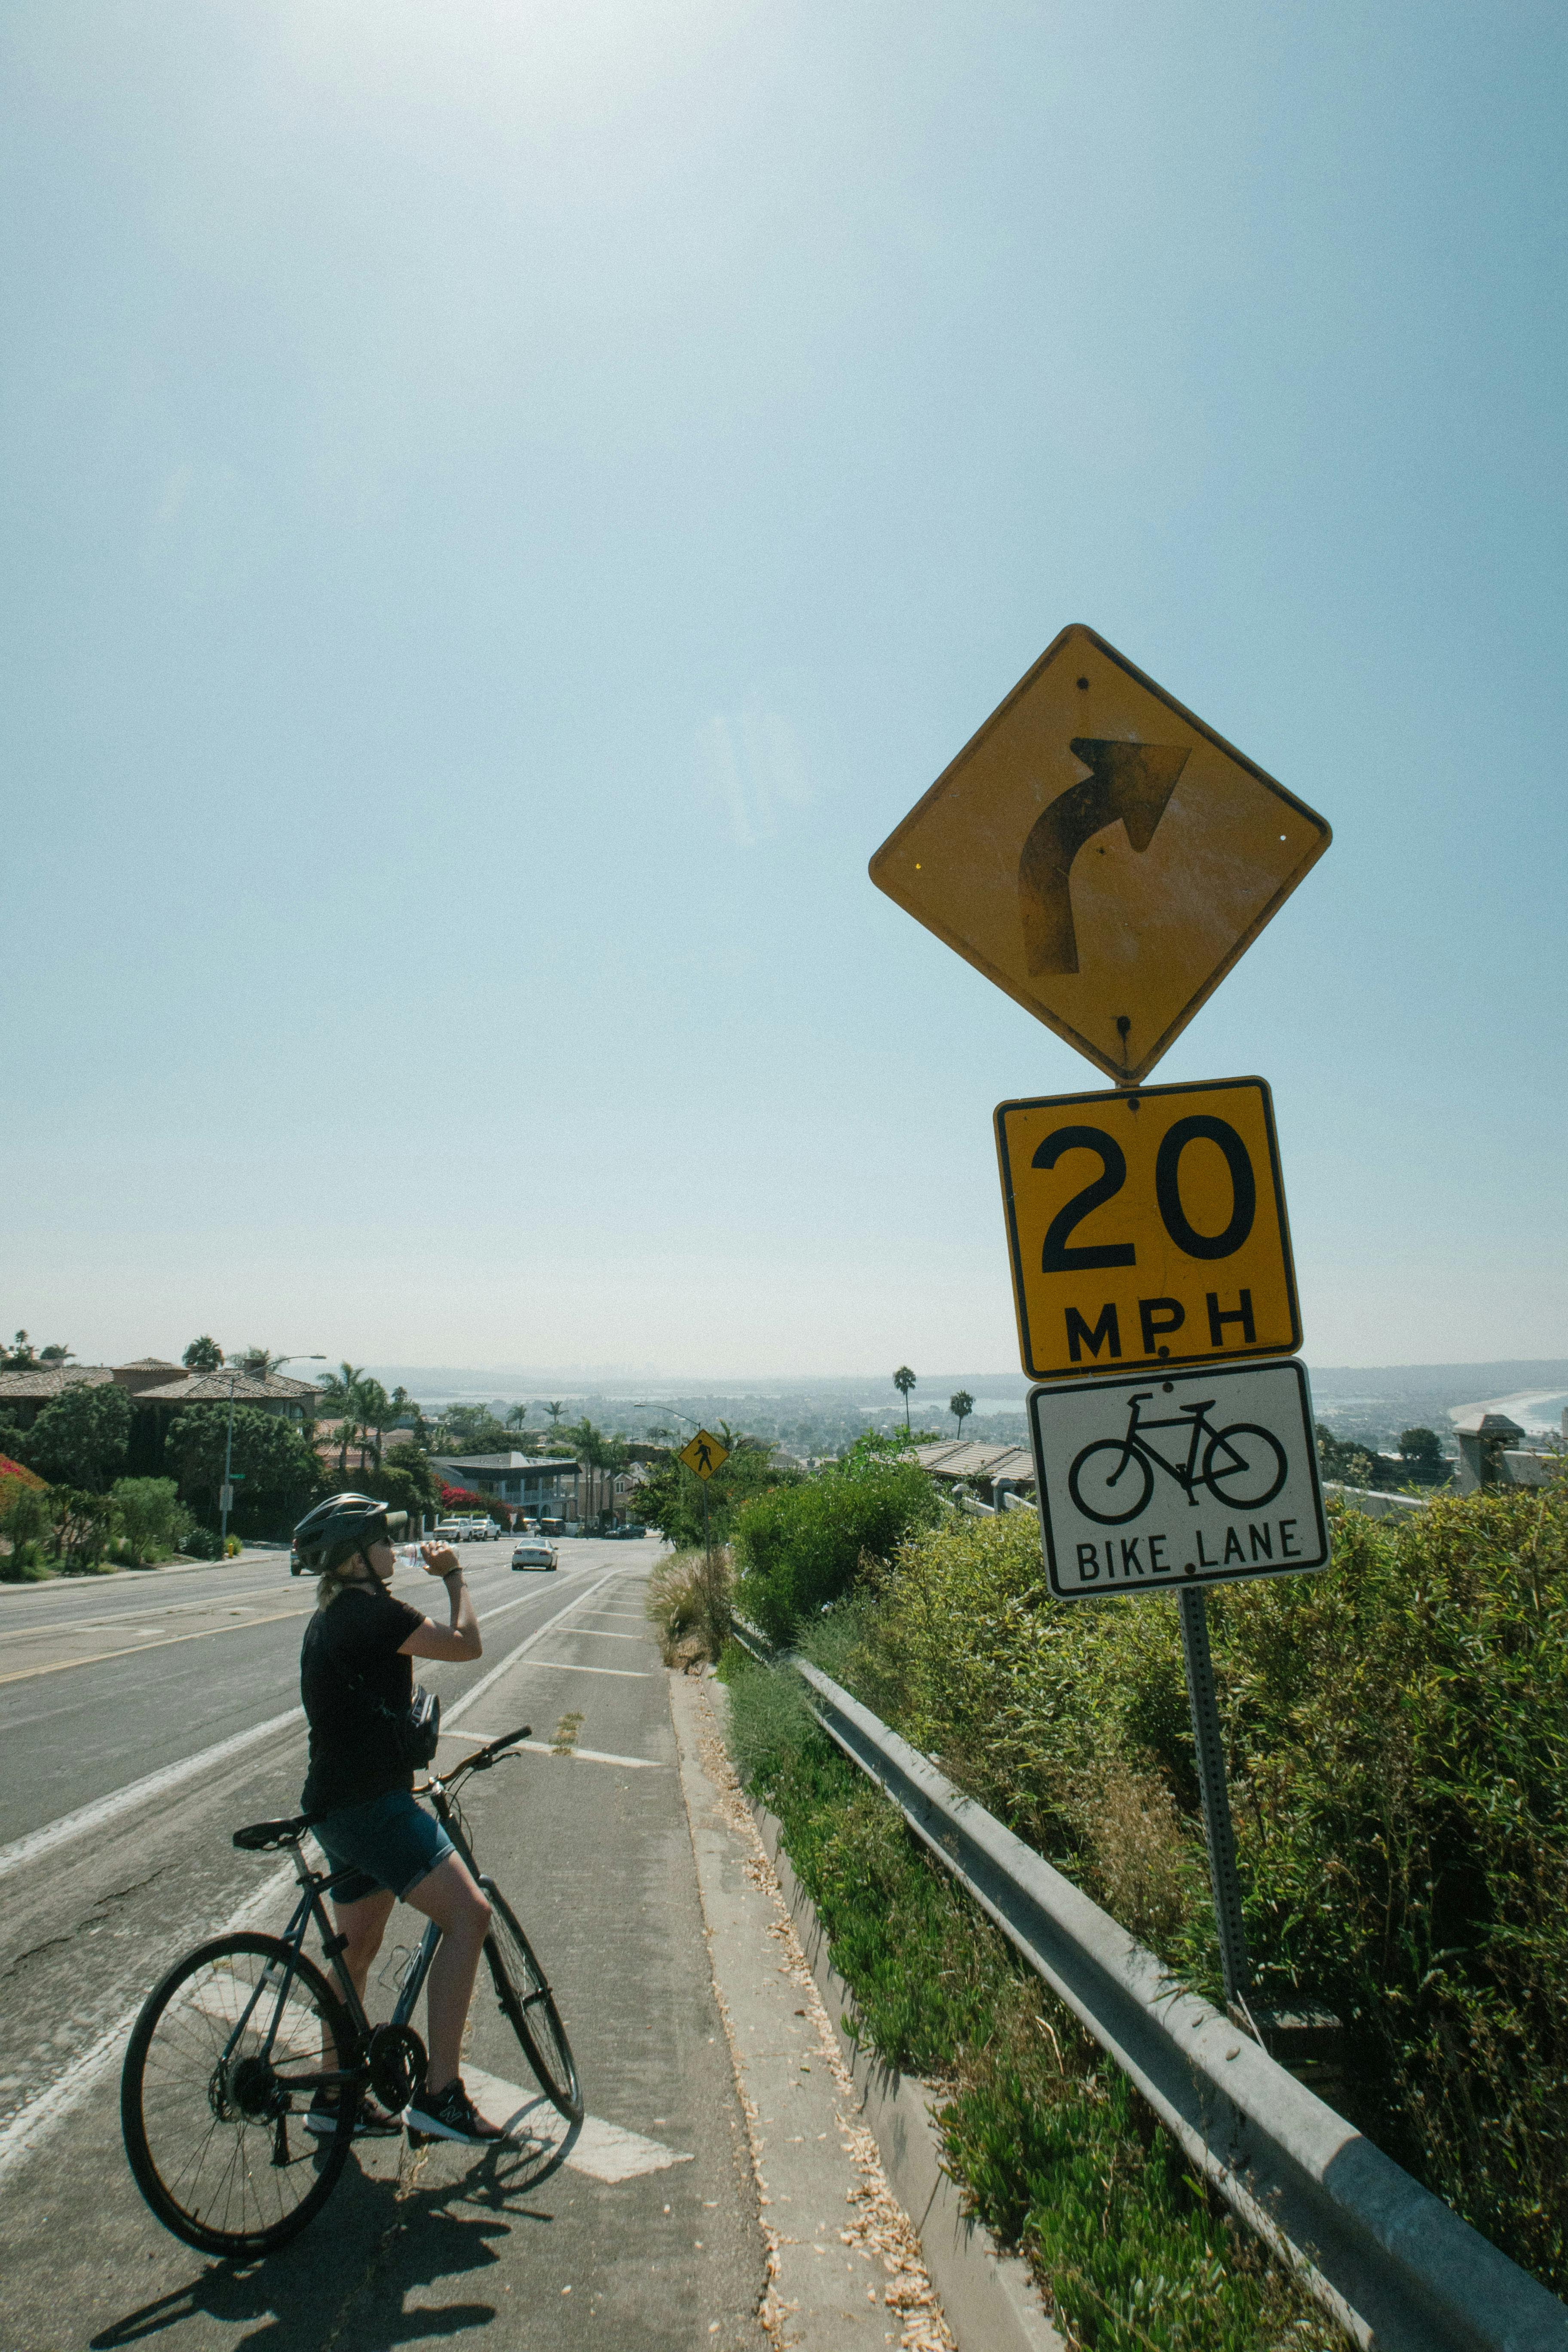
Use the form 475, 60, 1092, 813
3, 2, 1564, 1377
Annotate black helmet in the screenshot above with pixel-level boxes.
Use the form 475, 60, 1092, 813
292, 1493, 392, 1575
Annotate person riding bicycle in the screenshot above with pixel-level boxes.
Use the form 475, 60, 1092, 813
291, 1493, 505, 2146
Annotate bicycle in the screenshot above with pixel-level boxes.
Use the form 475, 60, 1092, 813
119, 1722, 581, 2258
1067, 1386, 1287, 1526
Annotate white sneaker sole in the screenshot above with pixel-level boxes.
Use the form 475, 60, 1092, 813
404, 2109, 507, 2146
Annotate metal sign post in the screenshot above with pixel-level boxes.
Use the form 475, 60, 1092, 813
1179, 1585, 1250, 2007
678, 1430, 729, 1575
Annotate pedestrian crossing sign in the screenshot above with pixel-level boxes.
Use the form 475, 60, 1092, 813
679, 1431, 729, 1480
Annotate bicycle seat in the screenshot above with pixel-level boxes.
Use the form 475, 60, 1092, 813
233, 1815, 313, 1852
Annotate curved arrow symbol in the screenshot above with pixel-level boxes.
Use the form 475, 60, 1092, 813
1018, 738, 1191, 976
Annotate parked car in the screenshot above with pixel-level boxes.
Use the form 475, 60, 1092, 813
511, 1537, 559, 1572
433, 1519, 467, 1545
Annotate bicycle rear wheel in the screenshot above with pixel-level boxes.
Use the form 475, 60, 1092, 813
480, 1881, 582, 2122
121, 1932, 358, 2256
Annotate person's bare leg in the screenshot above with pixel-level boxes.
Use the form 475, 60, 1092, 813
334, 1887, 396, 2010
402, 1853, 492, 2095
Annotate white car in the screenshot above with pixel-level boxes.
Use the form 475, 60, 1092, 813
511, 1537, 559, 1572
433, 1519, 467, 1545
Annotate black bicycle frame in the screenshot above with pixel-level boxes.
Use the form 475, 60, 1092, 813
219, 1772, 498, 2091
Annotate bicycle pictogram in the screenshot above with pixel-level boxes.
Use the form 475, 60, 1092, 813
1067, 1383, 1287, 1527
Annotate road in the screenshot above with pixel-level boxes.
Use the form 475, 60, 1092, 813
0, 1537, 771, 2350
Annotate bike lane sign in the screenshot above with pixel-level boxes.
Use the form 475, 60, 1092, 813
1027, 1358, 1329, 1600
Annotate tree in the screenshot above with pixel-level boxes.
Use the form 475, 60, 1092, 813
167, 1405, 322, 1536
1399, 1427, 1445, 1464
182, 1336, 224, 1371
949, 1389, 975, 1438
12, 1383, 133, 1492
111, 1478, 189, 1565
545, 1400, 565, 1430
893, 1366, 916, 1432
505, 1404, 528, 1432
38, 1343, 74, 1364
357, 1379, 392, 1469
235, 1345, 284, 1378
318, 1363, 368, 1473
3, 1331, 34, 1367
637, 1441, 802, 1553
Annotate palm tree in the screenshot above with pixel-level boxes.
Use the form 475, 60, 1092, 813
182, 1336, 224, 1372
358, 1379, 392, 1469
949, 1389, 975, 1439
893, 1366, 916, 1432
505, 1404, 528, 1433
545, 1401, 565, 1432
320, 1362, 367, 1474
236, 1345, 283, 1379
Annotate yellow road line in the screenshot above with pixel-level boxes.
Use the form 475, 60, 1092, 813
0, 1607, 314, 1687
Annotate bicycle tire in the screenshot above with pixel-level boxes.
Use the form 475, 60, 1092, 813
1202, 1422, 1288, 1512
121, 1932, 358, 2257
1068, 1439, 1155, 1526
480, 1880, 583, 2122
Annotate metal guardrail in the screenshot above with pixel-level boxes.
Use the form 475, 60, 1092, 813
729, 1621, 1567, 2352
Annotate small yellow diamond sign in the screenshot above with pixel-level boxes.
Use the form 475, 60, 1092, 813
679, 1430, 729, 1481
869, 624, 1330, 1083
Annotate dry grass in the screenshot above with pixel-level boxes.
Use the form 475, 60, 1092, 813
647, 1544, 734, 1668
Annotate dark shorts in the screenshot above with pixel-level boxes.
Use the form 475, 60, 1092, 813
312, 1788, 455, 1905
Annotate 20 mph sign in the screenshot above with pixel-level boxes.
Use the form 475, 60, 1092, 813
1027, 1357, 1329, 1601
995, 1076, 1300, 1380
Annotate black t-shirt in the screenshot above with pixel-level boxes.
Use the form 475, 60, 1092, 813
300, 1583, 427, 1817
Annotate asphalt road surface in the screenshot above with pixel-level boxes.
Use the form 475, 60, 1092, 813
0, 1537, 770, 2350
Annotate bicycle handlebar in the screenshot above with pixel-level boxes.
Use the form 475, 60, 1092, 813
417, 1721, 533, 1795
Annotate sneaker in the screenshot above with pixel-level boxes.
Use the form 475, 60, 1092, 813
305, 2088, 401, 2138
404, 2077, 509, 2146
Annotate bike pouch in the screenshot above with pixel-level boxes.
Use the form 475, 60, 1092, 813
347, 1672, 442, 1770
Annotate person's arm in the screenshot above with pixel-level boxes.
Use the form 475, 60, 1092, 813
398, 1546, 482, 1662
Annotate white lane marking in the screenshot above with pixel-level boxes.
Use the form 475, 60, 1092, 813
440, 1730, 663, 1770
442, 1570, 623, 1724
508, 1660, 649, 1678
0, 1708, 306, 1886
0, 1605, 314, 1688
0, 1855, 295, 2190
561, 1629, 645, 1642
461, 2064, 692, 2181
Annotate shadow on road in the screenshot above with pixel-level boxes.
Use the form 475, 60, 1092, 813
91, 2135, 567, 2352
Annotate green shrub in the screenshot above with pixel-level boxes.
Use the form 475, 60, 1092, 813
0, 1478, 52, 1579
732, 1436, 941, 1645
110, 1477, 190, 1567
723, 1653, 1339, 2350
818, 1486, 1568, 2294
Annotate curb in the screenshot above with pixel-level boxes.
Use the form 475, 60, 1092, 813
749, 1798, 1065, 2352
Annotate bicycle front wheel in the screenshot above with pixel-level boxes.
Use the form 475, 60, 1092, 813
1068, 1439, 1154, 1525
481, 1882, 582, 2122
121, 1932, 358, 2257
1203, 1423, 1288, 1511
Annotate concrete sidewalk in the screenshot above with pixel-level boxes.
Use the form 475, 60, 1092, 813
670, 1668, 952, 2352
